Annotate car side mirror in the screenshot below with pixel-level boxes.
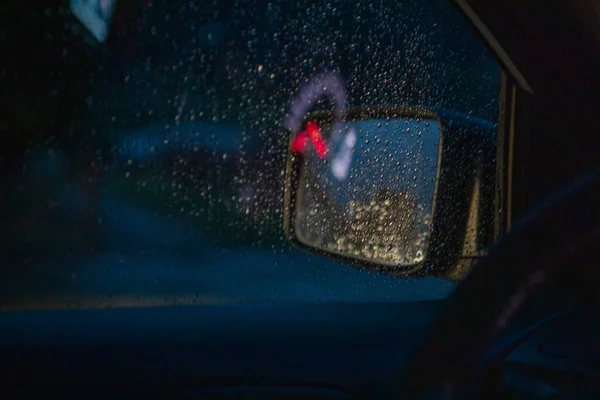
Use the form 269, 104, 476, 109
284, 107, 443, 274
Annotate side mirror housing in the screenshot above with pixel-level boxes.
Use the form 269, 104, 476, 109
284, 107, 443, 275
284, 106, 498, 278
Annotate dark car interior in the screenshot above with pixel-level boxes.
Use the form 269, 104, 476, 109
1, 0, 599, 399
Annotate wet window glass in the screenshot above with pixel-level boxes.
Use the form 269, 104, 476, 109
295, 118, 440, 266
0, 0, 500, 309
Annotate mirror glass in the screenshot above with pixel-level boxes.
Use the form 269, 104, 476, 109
292, 116, 441, 267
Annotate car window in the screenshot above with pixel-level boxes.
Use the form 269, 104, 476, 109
0, 0, 500, 309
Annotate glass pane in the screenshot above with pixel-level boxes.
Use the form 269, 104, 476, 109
0, 0, 500, 309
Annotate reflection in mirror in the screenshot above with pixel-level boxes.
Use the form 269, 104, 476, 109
293, 116, 441, 267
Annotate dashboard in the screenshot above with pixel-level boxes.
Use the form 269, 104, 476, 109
0, 302, 441, 399
1, 302, 598, 399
